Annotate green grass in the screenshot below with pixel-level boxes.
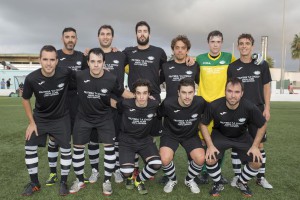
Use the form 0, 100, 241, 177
0, 97, 299, 200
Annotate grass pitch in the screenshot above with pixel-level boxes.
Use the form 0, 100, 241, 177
0, 97, 299, 200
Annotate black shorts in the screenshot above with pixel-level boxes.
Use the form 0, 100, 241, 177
89, 128, 100, 143
89, 109, 121, 143
73, 116, 115, 145
26, 115, 71, 148
119, 135, 159, 165
67, 90, 79, 132
249, 105, 267, 143
112, 108, 122, 139
160, 134, 204, 155
211, 130, 256, 163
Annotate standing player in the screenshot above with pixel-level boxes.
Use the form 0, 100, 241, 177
45, 27, 90, 186
123, 21, 167, 102
200, 78, 266, 197
87, 25, 127, 184
160, 35, 199, 98
159, 78, 206, 194
69, 48, 134, 196
114, 79, 162, 195
123, 21, 167, 177
21, 45, 72, 196
196, 30, 235, 184
227, 33, 272, 189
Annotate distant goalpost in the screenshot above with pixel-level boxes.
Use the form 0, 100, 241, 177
13, 75, 27, 96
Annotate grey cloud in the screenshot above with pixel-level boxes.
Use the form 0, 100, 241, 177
0, 0, 299, 71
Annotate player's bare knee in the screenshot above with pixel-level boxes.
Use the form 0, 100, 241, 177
160, 155, 173, 166
190, 148, 205, 165
193, 156, 205, 166
206, 159, 217, 166
249, 161, 261, 170
160, 150, 173, 166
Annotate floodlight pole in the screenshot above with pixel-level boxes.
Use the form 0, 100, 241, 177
280, 0, 286, 94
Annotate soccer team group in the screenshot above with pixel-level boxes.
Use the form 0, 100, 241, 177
21, 21, 273, 198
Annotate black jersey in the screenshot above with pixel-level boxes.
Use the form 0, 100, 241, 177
57, 49, 88, 92
117, 98, 159, 139
158, 96, 206, 139
76, 69, 124, 123
201, 97, 266, 138
227, 59, 272, 106
123, 45, 167, 97
57, 49, 88, 71
160, 60, 199, 98
104, 50, 127, 100
22, 67, 72, 120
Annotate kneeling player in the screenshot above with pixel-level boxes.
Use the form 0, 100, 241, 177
200, 78, 266, 197
159, 78, 206, 194
116, 79, 162, 195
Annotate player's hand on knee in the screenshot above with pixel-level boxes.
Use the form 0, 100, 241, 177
205, 146, 219, 163
247, 146, 263, 163
25, 122, 38, 140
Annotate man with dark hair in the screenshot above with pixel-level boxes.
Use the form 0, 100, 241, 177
114, 79, 162, 195
45, 27, 90, 187
123, 22, 195, 177
160, 35, 199, 98
159, 78, 206, 194
69, 48, 134, 196
124, 21, 167, 102
21, 45, 73, 196
227, 33, 272, 189
200, 78, 266, 197
122, 20, 167, 178
196, 30, 235, 184
87, 24, 127, 184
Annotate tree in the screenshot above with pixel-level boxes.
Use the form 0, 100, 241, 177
266, 56, 274, 68
291, 33, 300, 71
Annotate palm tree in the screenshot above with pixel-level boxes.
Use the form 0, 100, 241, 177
291, 33, 300, 71
266, 56, 275, 68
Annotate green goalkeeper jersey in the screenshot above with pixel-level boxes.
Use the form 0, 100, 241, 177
196, 52, 235, 102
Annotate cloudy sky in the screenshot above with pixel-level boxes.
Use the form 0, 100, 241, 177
0, 0, 299, 71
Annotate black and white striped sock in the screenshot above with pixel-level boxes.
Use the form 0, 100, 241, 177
88, 142, 99, 171
162, 161, 177, 181
114, 141, 120, 171
136, 157, 161, 182
231, 150, 242, 176
25, 145, 39, 184
207, 162, 221, 183
72, 146, 85, 182
239, 164, 259, 183
104, 145, 116, 182
257, 149, 266, 179
47, 138, 58, 174
186, 160, 203, 181
60, 147, 71, 182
